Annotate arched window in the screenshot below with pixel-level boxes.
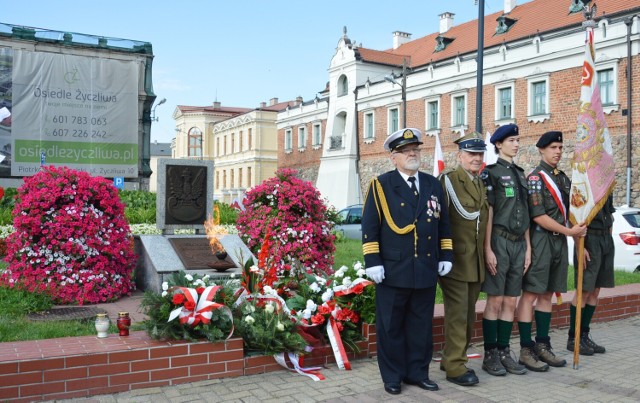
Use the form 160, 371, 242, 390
338, 75, 349, 97
188, 127, 202, 157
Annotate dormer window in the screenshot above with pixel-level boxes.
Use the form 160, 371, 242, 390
435, 35, 454, 52
569, 0, 591, 14
495, 15, 517, 34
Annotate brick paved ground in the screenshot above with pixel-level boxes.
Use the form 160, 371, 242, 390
54, 314, 640, 403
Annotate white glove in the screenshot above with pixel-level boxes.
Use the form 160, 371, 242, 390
438, 261, 452, 277
365, 265, 385, 283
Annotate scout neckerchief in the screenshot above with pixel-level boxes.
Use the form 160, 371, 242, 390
538, 169, 567, 225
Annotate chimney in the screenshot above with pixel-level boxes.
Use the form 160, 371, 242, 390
504, 0, 516, 13
260, 101, 266, 108
439, 12, 455, 34
392, 31, 411, 50
212, 101, 221, 109
269, 97, 279, 106
295, 96, 303, 105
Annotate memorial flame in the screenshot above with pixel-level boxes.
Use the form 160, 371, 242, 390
204, 205, 228, 258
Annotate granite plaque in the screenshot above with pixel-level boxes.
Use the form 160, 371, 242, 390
164, 164, 207, 225
168, 237, 236, 271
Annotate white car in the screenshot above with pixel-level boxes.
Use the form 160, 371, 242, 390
334, 204, 363, 240
567, 206, 640, 272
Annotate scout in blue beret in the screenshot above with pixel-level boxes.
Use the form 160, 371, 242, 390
490, 124, 519, 154
536, 131, 562, 148
383, 127, 424, 151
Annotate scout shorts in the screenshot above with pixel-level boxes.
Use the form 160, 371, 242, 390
482, 232, 525, 296
573, 232, 615, 291
523, 230, 568, 293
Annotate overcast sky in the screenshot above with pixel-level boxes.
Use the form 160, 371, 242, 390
3, 0, 532, 143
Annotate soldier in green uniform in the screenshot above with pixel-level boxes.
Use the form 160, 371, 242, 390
516, 131, 587, 371
439, 132, 489, 386
479, 124, 529, 376
567, 195, 615, 355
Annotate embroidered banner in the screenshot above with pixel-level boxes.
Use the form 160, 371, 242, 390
569, 26, 616, 225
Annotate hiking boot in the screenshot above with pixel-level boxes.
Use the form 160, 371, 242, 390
498, 347, 527, 375
482, 348, 507, 376
534, 342, 566, 367
518, 346, 549, 372
566, 335, 594, 356
582, 333, 606, 354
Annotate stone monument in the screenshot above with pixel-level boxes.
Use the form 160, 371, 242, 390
135, 158, 256, 293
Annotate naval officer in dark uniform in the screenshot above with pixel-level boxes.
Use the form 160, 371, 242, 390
438, 132, 489, 386
362, 128, 453, 395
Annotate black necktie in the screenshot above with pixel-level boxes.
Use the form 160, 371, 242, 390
408, 177, 418, 197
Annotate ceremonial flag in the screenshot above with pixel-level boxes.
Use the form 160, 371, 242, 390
568, 23, 616, 227
433, 132, 445, 176
569, 13, 616, 369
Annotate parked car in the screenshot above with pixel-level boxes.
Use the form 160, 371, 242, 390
334, 204, 363, 240
568, 205, 640, 272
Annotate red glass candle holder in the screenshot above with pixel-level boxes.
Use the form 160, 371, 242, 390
116, 312, 131, 336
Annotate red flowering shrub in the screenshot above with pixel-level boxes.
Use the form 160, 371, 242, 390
236, 168, 335, 276
0, 166, 136, 304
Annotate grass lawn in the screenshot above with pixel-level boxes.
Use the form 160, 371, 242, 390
0, 238, 638, 342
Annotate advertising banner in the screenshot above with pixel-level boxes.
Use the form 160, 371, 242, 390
2, 47, 139, 178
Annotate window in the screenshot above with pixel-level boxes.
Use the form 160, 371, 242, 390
231, 133, 235, 154
239, 130, 243, 151
532, 81, 546, 115
388, 108, 399, 134
238, 168, 243, 188
298, 126, 306, 149
598, 68, 614, 105
216, 137, 220, 156
596, 62, 619, 114
188, 127, 202, 157
247, 167, 252, 187
451, 94, 467, 128
527, 74, 550, 123
427, 100, 439, 130
216, 171, 219, 190
230, 169, 235, 188
223, 170, 227, 189
495, 82, 515, 123
338, 75, 349, 97
284, 129, 292, 151
248, 128, 252, 150
364, 112, 374, 139
312, 123, 322, 146
223, 135, 227, 155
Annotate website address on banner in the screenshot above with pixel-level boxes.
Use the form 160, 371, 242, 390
14, 140, 138, 165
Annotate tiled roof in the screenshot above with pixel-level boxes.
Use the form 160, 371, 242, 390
150, 142, 172, 156
177, 105, 252, 114
357, 0, 639, 69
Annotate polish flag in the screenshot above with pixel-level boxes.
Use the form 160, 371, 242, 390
481, 131, 498, 171
433, 132, 445, 177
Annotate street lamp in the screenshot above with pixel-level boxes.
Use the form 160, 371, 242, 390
384, 59, 407, 128
151, 98, 166, 122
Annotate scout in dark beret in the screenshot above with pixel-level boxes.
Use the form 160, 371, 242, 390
535, 131, 563, 148
383, 127, 424, 151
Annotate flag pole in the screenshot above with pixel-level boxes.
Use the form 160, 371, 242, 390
573, 237, 585, 369
572, 3, 599, 369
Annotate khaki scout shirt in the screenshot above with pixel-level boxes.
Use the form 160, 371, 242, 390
481, 157, 529, 237
528, 160, 571, 226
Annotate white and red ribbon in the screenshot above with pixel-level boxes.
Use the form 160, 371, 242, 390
168, 285, 234, 338
274, 352, 325, 381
